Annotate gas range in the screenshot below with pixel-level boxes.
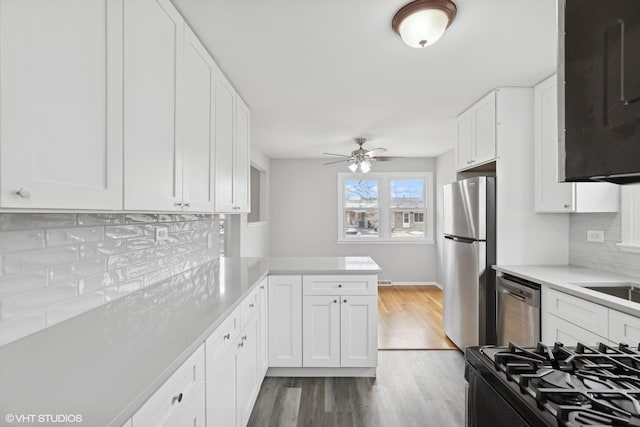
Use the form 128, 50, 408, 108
465, 342, 640, 427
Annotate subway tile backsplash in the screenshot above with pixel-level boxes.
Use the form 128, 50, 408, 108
569, 212, 640, 277
0, 213, 218, 346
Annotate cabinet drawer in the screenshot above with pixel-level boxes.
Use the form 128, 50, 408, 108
241, 286, 259, 329
205, 306, 239, 365
543, 288, 608, 338
302, 275, 377, 296
133, 344, 205, 427
543, 313, 608, 346
609, 309, 640, 345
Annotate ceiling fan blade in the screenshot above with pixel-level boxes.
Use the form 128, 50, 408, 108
322, 152, 352, 158
323, 159, 350, 165
372, 156, 403, 162
366, 147, 388, 156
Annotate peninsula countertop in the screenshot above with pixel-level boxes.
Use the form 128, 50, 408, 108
494, 264, 640, 317
0, 256, 381, 427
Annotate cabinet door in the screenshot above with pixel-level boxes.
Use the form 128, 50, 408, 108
0, 0, 123, 209
133, 345, 205, 426
206, 348, 237, 427
340, 295, 378, 367
124, 0, 184, 211
543, 288, 609, 338
214, 71, 235, 213
303, 295, 340, 367
542, 313, 606, 346
534, 75, 574, 212
455, 110, 472, 171
234, 96, 251, 212
472, 91, 496, 165
268, 275, 302, 367
258, 279, 269, 378
609, 309, 640, 345
181, 26, 215, 212
237, 315, 259, 427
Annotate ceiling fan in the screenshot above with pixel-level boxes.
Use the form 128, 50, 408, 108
323, 138, 393, 173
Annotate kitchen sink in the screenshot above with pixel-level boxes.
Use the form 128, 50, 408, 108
572, 282, 640, 303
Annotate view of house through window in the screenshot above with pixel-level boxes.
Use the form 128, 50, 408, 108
339, 173, 434, 242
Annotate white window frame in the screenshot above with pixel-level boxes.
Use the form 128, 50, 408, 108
617, 184, 640, 253
337, 172, 434, 244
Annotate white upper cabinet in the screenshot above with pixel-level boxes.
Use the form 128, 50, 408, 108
214, 72, 251, 214
234, 97, 251, 213
124, 0, 184, 211
0, 0, 123, 210
181, 26, 215, 212
534, 75, 619, 213
456, 91, 496, 171
214, 71, 236, 213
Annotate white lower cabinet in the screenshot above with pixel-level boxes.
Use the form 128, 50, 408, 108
541, 286, 640, 347
257, 279, 269, 378
132, 344, 205, 427
205, 287, 264, 427
609, 309, 640, 345
268, 275, 302, 367
542, 313, 605, 346
302, 276, 378, 368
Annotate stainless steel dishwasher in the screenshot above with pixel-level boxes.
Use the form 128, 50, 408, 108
496, 275, 541, 346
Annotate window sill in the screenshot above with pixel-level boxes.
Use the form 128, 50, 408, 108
337, 239, 435, 245
617, 243, 640, 253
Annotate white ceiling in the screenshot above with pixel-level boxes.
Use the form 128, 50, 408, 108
173, 0, 557, 159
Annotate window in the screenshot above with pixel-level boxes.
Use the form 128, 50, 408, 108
338, 172, 434, 243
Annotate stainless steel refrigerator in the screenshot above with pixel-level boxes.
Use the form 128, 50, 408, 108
442, 176, 496, 350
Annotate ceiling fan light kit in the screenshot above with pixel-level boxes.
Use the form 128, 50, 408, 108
392, 0, 457, 48
323, 138, 388, 173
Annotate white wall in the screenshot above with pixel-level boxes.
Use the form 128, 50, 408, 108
495, 88, 569, 265
269, 158, 438, 282
435, 149, 456, 285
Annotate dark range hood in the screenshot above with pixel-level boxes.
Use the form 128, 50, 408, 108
558, 0, 640, 184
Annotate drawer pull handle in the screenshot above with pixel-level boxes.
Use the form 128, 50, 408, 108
249, 303, 255, 308
242, 335, 247, 341
238, 342, 244, 348
172, 393, 183, 405
223, 333, 230, 340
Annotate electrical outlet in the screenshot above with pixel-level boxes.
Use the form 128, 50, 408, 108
154, 226, 169, 242
587, 230, 605, 243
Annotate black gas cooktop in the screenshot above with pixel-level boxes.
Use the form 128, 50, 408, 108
466, 342, 640, 427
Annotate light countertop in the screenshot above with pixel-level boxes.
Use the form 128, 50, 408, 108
0, 256, 381, 427
494, 265, 640, 317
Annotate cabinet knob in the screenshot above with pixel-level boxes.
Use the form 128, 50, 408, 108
249, 303, 254, 308
16, 188, 31, 199
564, 204, 571, 208
183, 202, 191, 207
172, 393, 183, 405
238, 342, 244, 348
223, 333, 230, 340
333, 300, 338, 304
175, 202, 183, 207
338, 284, 342, 288
242, 335, 247, 341
343, 299, 347, 303
260, 285, 265, 289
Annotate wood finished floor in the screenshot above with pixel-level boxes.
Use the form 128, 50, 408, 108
247, 350, 466, 427
378, 285, 456, 350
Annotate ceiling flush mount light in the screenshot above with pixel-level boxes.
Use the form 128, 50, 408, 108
392, 0, 457, 48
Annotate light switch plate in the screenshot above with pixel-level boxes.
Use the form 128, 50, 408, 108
155, 226, 169, 242
587, 230, 605, 243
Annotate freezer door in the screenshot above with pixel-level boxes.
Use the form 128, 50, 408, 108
443, 237, 486, 350
443, 177, 486, 240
